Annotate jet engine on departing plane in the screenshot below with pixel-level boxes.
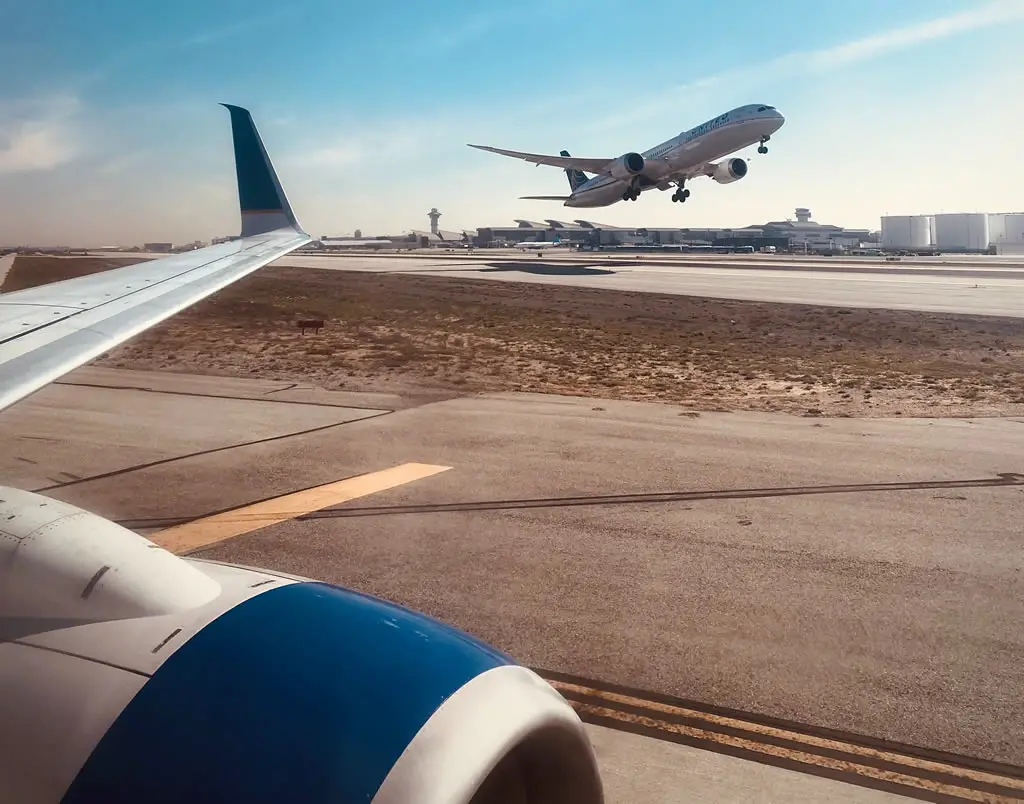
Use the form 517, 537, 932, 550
607, 152, 646, 180
709, 157, 748, 184
0, 487, 604, 804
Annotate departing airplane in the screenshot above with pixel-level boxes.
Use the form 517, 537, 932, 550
468, 103, 785, 208
0, 106, 602, 803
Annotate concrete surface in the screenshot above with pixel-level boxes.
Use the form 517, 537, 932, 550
3, 369, 1023, 772
274, 253, 1024, 317
587, 725, 910, 803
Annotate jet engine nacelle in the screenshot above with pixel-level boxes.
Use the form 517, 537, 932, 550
0, 487, 604, 804
607, 152, 645, 180
710, 157, 748, 184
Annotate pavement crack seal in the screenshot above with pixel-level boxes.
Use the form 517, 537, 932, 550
537, 672, 1024, 804
33, 410, 392, 493
283, 472, 1024, 520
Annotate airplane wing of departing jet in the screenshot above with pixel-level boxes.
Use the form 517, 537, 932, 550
467, 143, 614, 174
0, 104, 310, 412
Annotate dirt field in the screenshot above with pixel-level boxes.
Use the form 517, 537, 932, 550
6, 255, 1024, 416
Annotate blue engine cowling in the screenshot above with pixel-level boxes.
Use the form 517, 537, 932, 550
58, 581, 603, 804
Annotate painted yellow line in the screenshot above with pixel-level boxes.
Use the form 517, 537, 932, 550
153, 462, 451, 554
552, 680, 1024, 792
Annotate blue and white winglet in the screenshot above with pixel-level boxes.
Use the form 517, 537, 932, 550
0, 106, 604, 803
0, 104, 310, 413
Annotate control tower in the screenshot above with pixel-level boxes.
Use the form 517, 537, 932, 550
428, 208, 442, 235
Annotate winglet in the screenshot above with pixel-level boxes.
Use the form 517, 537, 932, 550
220, 104, 305, 237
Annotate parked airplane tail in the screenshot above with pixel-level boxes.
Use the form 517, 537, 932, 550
560, 150, 589, 192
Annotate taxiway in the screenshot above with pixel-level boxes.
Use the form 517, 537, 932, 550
4, 366, 1022, 798
273, 252, 1024, 317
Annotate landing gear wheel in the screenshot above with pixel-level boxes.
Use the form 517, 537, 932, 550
758, 135, 770, 154
758, 145, 768, 154
672, 188, 690, 203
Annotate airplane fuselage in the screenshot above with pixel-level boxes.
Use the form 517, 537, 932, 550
566, 104, 785, 207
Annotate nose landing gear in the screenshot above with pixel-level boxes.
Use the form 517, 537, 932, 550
758, 135, 771, 155
622, 187, 640, 201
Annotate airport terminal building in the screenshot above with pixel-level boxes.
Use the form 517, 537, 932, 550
474, 208, 875, 254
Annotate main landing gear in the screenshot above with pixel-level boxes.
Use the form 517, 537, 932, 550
671, 180, 690, 203
758, 135, 771, 155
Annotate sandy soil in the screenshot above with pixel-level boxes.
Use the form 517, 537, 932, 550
6, 256, 1024, 417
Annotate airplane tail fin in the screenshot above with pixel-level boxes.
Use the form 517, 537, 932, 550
560, 150, 589, 192
221, 103, 305, 238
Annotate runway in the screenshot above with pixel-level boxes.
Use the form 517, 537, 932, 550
5, 366, 1022, 786
273, 252, 1024, 317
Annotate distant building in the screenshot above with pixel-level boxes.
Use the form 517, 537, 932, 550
427, 208, 442, 235
934, 213, 989, 252
880, 210, 1024, 253
881, 216, 933, 249
144, 242, 173, 253
987, 213, 1024, 254
473, 209, 875, 254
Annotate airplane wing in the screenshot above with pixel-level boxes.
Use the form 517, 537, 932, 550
468, 144, 613, 174
519, 195, 571, 201
0, 104, 311, 413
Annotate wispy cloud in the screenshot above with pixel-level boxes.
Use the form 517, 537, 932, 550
588, 0, 1024, 132
0, 95, 82, 174
780, 0, 1024, 71
181, 9, 293, 47
427, 10, 508, 51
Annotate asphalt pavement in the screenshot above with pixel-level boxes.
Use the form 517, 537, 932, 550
273, 252, 1024, 317
5, 367, 1021, 773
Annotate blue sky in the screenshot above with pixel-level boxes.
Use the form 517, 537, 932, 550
2, 0, 1023, 245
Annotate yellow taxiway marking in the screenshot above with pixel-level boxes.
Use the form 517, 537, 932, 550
153, 462, 451, 554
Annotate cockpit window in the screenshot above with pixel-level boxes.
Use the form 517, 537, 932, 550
757, 106, 767, 111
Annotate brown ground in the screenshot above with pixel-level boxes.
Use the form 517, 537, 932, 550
6, 255, 1024, 416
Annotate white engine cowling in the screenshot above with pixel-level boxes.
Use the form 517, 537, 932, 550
607, 152, 645, 181
0, 487, 605, 804
710, 157, 748, 184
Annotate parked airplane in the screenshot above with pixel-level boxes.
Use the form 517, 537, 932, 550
468, 104, 785, 208
0, 105, 602, 804
513, 234, 565, 250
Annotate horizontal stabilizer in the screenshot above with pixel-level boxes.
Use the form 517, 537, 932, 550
520, 195, 571, 201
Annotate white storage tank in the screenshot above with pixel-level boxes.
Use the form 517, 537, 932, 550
988, 213, 1007, 243
933, 213, 990, 251
880, 215, 932, 248
1001, 213, 1024, 244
